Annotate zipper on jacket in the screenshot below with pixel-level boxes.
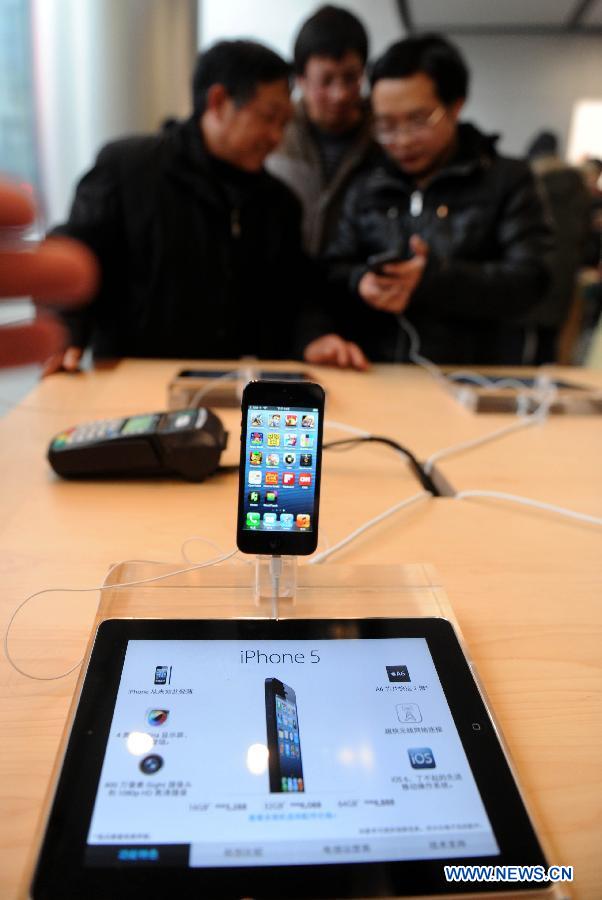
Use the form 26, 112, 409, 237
230, 208, 241, 238
410, 190, 423, 217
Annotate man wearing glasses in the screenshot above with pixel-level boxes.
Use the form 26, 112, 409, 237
267, 5, 374, 258
324, 35, 552, 365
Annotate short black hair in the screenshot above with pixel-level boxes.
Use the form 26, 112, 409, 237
370, 34, 469, 104
527, 131, 559, 160
192, 40, 291, 117
293, 5, 369, 76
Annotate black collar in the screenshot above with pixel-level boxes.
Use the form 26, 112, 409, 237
378, 121, 499, 189
164, 117, 269, 207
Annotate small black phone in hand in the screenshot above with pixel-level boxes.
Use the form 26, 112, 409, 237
367, 242, 410, 274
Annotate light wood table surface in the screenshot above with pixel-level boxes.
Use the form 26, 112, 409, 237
0, 360, 601, 898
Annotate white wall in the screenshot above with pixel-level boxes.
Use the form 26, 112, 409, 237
199, 0, 602, 158
199, 0, 402, 58
34, 0, 197, 226
455, 34, 602, 157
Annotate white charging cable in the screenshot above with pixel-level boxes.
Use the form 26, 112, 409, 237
181, 535, 233, 564
268, 555, 282, 619
188, 366, 253, 409
308, 491, 430, 564
423, 381, 557, 474
324, 418, 370, 436
397, 316, 451, 390
455, 490, 602, 527
445, 369, 538, 392
4, 547, 238, 681
327, 317, 557, 476
398, 315, 551, 399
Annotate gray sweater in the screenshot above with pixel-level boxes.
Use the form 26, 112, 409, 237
266, 99, 374, 256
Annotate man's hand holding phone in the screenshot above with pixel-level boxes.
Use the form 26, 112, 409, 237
359, 235, 428, 314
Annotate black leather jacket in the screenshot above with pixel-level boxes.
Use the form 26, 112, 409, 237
52, 118, 312, 360
324, 123, 553, 364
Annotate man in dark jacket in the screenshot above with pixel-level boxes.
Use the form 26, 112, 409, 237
45, 40, 363, 372
324, 35, 553, 365
524, 131, 590, 364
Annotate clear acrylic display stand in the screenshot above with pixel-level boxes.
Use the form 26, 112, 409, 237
95, 557, 456, 626
254, 555, 298, 606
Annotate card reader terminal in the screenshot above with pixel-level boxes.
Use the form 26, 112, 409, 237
48, 408, 228, 481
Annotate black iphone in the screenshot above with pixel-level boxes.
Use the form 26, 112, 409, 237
366, 242, 410, 274
236, 380, 325, 556
265, 678, 304, 793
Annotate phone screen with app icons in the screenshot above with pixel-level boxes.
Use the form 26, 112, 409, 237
237, 382, 324, 556
243, 405, 319, 535
275, 693, 303, 790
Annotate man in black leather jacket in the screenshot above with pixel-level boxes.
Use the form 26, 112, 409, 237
45, 40, 364, 372
324, 35, 553, 365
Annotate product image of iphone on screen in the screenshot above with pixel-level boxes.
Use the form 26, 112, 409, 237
265, 678, 304, 793
237, 380, 325, 556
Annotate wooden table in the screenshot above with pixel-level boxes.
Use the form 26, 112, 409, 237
1, 360, 601, 897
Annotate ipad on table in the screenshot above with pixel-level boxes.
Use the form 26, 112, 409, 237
30, 617, 556, 898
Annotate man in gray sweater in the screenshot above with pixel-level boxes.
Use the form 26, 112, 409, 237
267, 5, 375, 257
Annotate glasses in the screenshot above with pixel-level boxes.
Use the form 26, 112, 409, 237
374, 106, 446, 143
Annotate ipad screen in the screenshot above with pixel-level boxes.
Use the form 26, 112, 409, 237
85, 637, 499, 868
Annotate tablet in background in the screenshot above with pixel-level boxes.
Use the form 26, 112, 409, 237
450, 376, 602, 416
168, 369, 310, 410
